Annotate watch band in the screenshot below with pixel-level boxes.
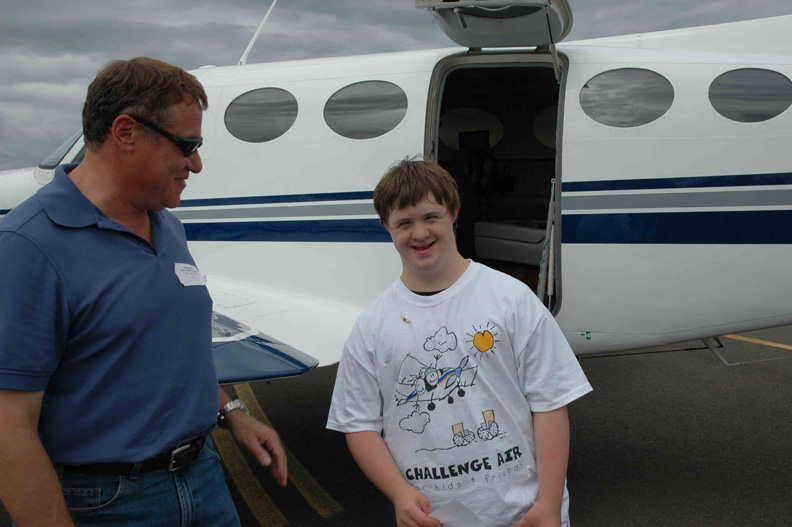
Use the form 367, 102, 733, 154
217, 399, 249, 428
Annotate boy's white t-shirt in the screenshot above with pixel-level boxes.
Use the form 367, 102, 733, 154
327, 262, 592, 526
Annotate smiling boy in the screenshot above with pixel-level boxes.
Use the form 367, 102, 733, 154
327, 159, 592, 527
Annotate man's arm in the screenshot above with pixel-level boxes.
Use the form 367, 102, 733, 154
514, 406, 570, 527
218, 387, 288, 486
0, 389, 73, 527
346, 430, 441, 527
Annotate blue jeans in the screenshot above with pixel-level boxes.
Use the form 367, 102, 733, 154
55, 436, 240, 527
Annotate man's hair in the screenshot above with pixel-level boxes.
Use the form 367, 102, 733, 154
82, 57, 208, 148
374, 158, 460, 226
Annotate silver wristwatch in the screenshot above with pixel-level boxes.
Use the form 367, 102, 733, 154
217, 399, 249, 427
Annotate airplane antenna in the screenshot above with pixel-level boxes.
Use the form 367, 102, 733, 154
238, 0, 280, 66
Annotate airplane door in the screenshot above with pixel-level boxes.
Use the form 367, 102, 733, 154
418, 2, 573, 312
416, 0, 572, 49
426, 53, 563, 311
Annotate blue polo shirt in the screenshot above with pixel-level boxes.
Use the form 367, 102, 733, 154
0, 164, 218, 464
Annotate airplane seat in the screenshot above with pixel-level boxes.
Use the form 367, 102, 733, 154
474, 220, 545, 266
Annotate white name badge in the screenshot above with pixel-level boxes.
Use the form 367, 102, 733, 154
174, 263, 207, 287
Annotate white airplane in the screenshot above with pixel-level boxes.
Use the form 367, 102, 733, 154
2, 0, 792, 380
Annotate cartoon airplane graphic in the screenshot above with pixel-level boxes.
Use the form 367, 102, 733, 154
396, 355, 478, 411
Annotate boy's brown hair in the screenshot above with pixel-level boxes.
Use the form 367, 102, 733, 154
374, 158, 460, 226
82, 57, 208, 148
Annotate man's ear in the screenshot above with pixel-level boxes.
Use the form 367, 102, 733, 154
109, 115, 138, 152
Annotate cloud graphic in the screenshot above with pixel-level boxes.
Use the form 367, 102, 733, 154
424, 326, 458, 354
400, 411, 431, 434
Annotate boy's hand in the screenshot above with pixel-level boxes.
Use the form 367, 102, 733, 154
393, 486, 443, 527
512, 501, 561, 527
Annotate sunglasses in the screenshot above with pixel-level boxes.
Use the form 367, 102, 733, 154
129, 115, 203, 157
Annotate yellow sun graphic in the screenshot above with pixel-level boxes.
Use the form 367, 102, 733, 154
466, 323, 499, 359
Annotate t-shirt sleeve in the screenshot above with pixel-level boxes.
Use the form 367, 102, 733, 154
514, 293, 592, 412
326, 319, 384, 433
0, 232, 69, 391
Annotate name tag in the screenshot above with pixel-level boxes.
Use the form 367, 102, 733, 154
174, 263, 207, 287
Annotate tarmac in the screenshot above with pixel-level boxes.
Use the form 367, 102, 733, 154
2, 326, 791, 526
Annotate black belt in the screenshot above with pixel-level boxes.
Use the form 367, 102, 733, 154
59, 436, 207, 476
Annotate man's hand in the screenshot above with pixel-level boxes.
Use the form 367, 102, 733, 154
513, 501, 561, 527
226, 411, 288, 486
0, 389, 74, 527
392, 486, 442, 527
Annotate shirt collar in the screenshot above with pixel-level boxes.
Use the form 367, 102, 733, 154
37, 163, 103, 228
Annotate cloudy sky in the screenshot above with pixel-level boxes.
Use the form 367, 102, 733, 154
1, 0, 790, 170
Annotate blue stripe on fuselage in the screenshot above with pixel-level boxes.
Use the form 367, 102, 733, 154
182, 210, 792, 244
561, 172, 792, 192
175, 173, 792, 245
562, 210, 792, 244
179, 191, 374, 208
184, 218, 390, 243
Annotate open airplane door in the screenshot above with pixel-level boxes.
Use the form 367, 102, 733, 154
416, 0, 572, 49
420, 1, 570, 311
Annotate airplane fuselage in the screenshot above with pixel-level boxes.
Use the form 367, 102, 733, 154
2, 14, 792, 366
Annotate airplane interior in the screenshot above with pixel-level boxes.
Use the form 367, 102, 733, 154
436, 64, 559, 292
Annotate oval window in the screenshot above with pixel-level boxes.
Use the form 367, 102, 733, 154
580, 68, 674, 128
324, 81, 408, 139
709, 68, 792, 123
225, 88, 298, 143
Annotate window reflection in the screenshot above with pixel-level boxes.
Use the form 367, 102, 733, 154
72, 145, 86, 164
225, 88, 298, 143
324, 81, 408, 140
580, 68, 674, 128
709, 68, 792, 123
38, 129, 83, 169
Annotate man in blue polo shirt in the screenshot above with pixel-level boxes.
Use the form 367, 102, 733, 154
0, 58, 286, 526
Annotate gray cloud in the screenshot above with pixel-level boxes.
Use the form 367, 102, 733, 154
567, 0, 790, 40
1, 0, 790, 170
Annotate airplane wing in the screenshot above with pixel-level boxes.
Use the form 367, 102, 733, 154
212, 311, 319, 384
208, 275, 365, 384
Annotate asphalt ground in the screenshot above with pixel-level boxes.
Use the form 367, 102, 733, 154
2, 326, 791, 526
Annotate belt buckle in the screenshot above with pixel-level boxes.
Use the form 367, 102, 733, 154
168, 443, 193, 472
